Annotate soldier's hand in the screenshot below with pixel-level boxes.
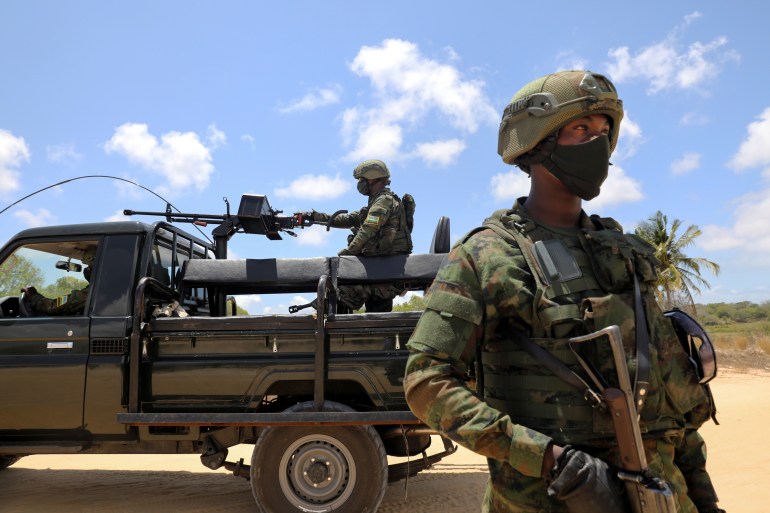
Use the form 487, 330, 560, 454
338, 248, 353, 256
21, 286, 38, 297
546, 446, 628, 513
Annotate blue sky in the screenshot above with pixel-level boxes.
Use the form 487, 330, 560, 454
1, 1, 769, 314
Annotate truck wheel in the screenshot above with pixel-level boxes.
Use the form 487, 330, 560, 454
0, 455, 22, 470
250, 401, 387, 513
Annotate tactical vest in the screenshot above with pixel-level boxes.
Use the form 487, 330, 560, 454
355, 190, 413, 256
475, 208, 683, 445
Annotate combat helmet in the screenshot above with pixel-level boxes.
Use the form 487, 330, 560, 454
497, 70, 624, 168
353, 159, 390, 180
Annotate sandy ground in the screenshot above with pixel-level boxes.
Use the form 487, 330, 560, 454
0, 369, 765, 513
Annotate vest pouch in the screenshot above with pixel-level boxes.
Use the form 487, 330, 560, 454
483, 335, 616, 445
626, 233, 659, 285
581, 230, 659, 293
580, 294, 635, 344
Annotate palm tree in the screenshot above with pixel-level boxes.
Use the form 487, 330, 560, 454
634, 211, 720, 312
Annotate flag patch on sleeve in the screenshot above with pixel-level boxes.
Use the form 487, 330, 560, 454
364, 214, 380, 226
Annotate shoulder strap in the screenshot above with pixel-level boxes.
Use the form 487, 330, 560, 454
631, 266, 651, 413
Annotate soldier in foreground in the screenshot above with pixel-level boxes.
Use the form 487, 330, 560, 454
298, 159, 414, 312
404, 70, 723, 512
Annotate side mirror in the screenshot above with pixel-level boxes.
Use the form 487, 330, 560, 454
56, 260, 83, 272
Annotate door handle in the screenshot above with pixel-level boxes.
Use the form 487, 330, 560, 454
47, 341, 73, 350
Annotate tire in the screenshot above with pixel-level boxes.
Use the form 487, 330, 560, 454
250, 401, 388, 513
0, 455, 22, 470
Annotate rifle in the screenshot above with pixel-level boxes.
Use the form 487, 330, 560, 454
569, 326, 677, 513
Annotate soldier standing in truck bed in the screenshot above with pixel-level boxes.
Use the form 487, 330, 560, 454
299, 159, 415, 312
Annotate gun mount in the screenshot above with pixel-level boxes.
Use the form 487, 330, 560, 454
124, 194, 298, 260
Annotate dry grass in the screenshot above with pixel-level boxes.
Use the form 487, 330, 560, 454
712, 332, 770, 371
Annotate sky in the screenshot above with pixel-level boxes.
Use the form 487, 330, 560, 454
1, 1, 769, 314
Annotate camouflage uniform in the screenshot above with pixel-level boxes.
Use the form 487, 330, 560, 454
27, 287, 89, 316
311, 187, 412, 257
309, 186, 412, 312
404, 199, 719, 512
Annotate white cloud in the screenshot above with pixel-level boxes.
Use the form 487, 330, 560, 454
104, 209, 130, 222
679, 112, 709, 126
554, 50, 589, 72
257, 296, 315, 315
46, 142, 81, 164
13, 208, 55, 227
0, 129, 30, 195
490, 169, 531, 202
698, 187, 770, 254
343, 122, 403, 162
279, 85, 342, 113
295, 226, 333, 247
728, 107, 770, 173
588, 164, 644, 210
104, 123, 217, 193
343, 39, 497, 167
412, 139, 466, 167
671, 152, 701, 175
614, 111, 643, 160
241, 134, 256, 150
394, 290, 423, 306
236, 294, 262, 311
274, 173, 350, 200
605, 12, 738, 94
206, 124, 227, 149
699, 225, 743, 251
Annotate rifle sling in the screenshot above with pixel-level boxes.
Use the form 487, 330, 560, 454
632, 269, 651, 413
511, 330, 603, 407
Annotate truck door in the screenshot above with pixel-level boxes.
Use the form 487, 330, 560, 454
0, 240, 97, 432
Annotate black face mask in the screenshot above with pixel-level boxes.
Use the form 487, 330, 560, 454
545, 135, 611, 201
357, 178, 371, 196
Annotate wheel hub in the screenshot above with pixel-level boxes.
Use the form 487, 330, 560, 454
279, 434, 357, 507
304, 458, 331, 485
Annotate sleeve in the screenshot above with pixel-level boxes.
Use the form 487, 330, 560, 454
28, 292, 58, 315
310, 210, 360, 229
29, 288, 88, 315
346, 196, 391, 254
404, 243, 553, 478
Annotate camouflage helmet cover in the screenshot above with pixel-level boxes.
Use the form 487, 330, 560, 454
497, 70, 624, 165
353, 159, 390, 180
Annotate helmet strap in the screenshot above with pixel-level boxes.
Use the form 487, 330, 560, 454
514, 133, 557, 174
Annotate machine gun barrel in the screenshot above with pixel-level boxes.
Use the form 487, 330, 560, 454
123, 209, 227, 226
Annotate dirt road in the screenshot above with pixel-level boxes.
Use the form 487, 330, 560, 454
0, 369, 763, 512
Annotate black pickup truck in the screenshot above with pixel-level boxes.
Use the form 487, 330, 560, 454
0, 194, 455, 513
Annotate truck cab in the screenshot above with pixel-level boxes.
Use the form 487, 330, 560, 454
0, 221, 211, 439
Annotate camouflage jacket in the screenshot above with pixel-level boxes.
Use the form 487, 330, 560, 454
313, 188, 411, 256
404, 198, 718, 513
28, 287, 89, 316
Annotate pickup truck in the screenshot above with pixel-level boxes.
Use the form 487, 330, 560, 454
0, 194, 456, 513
